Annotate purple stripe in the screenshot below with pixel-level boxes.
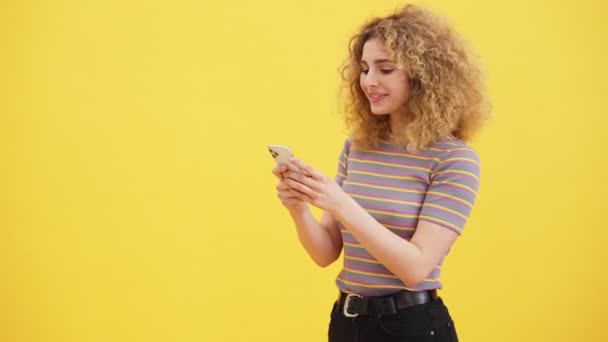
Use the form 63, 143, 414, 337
424, 194, 473, 213
351, 162, 430, 174
345, 177, 428, 191
428, 267, 441, 278
345, 249, 375, 260
340, 270, 404, 286
428, 183, 477, 198
350, 164, 429, 179
420, 206, 466, 225
356, 202, 421, 216
350, 153, 434, 168
342, 226, 414, 239
375, 143, 451, 154
373, 216, 418, 228
432, 170, 479, 183
347, 189, 424, 204
344, 262, 394, 276
387, 229, 415, 239
342, 234, 361, 244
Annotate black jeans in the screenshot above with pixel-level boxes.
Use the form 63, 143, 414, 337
328, 297, 458, 342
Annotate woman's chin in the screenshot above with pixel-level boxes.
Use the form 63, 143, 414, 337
370, 110, 390, 116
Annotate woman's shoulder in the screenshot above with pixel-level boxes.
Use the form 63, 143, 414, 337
343, 136, 478, 161
426, 136, 480, 162
340, 137, 352, 153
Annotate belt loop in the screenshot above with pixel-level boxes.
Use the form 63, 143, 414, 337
374, 297, 397, 315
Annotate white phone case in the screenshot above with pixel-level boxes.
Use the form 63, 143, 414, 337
267, 145, 302, 173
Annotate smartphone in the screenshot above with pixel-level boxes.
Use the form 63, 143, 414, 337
267, 145, 303, 173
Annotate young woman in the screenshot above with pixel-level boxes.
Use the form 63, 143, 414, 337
272, 4, 489, 341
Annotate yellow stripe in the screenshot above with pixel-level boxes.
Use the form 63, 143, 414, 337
350, 148, 440, 162
344, 257, 441, 270
349, 170, 429, 184
433, 169, 479, 182
349, 157, 432, 173
438, 157, 479, 166
383, 223, 416, 232
426, 191, 473, 208
432, 181, 477, 194
429, 147, 472, 153
344, 267, 399, 279
368, 209, 418, 219
342, 224, 415, 233
337, 172, 347, 178
423, 203, 467, 220
350, 194, 422, 207
343, 181, 425, 194
345, 255, 382, 264
343, 241, 365, 248
337, 277, 413, 290
418, 216, 463, 234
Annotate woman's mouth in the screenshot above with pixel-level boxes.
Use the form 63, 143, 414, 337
369, 94, 387, 104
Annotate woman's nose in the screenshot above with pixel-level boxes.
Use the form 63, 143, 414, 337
362, 71, 378, 88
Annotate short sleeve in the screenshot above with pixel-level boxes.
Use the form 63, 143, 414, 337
418, 147, 480, 235
335, 139, 351, 187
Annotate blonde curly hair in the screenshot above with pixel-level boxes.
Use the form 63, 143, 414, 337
340, 4, 490, 151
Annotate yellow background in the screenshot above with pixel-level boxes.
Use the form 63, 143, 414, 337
2, 0, 607, 341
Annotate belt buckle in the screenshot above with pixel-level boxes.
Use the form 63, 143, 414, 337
343, 293, 362, 318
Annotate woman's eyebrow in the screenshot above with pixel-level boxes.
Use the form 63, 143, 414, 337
360, 59, 395, 65
373, 59, 394, 64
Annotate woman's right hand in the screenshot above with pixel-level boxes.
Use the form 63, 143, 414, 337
272, 164, 308, 212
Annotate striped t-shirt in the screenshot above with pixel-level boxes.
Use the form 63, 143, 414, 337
334, 137, 480, 295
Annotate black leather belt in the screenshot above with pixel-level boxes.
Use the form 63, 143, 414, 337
337, 290, 438, 317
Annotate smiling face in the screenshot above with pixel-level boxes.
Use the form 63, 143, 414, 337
359, 38, 411, 120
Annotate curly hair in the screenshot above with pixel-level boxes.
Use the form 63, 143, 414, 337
340, 4, 490, 151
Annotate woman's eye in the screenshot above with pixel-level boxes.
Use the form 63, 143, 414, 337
381, 69, 394, 74
361, 69, 369, 75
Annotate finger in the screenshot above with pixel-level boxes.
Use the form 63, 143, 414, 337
277, 190, 298, 200
276, 181, 293, 191
283, 171, 321, 192
278, 185, 307, 201
272, 164, 288, 178
289, 157, 324, 180
284, 177, 315, 196
283, 170, 310, 182
290, 188, 313, 202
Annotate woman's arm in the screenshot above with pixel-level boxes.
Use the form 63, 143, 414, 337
289, 209, 343, 267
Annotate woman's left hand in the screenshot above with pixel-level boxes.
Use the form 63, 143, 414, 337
281, 157, 349, 216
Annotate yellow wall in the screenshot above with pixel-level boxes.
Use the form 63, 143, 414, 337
2, 0, 607, 341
